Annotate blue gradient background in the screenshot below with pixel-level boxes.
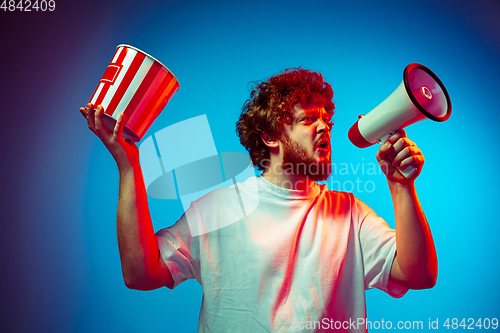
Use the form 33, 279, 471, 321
1, 0, 499, 332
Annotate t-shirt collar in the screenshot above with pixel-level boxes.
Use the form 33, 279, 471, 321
256, 175, 320, 200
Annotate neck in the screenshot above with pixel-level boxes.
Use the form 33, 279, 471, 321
261, 165, 315, 191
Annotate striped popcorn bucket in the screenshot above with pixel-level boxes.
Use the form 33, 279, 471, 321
88, 44, 180, 142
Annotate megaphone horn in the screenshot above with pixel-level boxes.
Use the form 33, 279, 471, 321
348, 63, 452, 177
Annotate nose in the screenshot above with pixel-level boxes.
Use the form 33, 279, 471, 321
317, 117, 329, 134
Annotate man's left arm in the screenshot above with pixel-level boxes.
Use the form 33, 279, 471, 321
376, 129, 438, 290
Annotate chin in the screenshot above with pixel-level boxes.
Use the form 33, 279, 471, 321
305, 161, 332, 182
282, 137, 332, 181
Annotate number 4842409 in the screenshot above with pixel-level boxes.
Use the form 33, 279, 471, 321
443, 318, 498, 330
1, 0, 55, 11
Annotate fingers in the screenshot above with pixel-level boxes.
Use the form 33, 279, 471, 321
376, 130, 408, 161
386, 129, 407, 144
376, 142, 394, 176
376, 131, 425, 179
94, 105, 112, 139
114, 113, 125, 137
79, 107, 87, 118
79, 103, 93, 118
386, 137, 415, 161
82, 103, 98, 136
80, 103, 115, 142
392, 146, 424, 170
376, 141, 391, 162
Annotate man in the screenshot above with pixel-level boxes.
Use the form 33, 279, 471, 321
80, 67, 437, 332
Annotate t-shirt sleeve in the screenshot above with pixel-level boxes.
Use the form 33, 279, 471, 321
155, 207, 201, 289
354, 195, 408, 298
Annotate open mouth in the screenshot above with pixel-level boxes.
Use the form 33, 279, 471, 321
317, 140, 329, 150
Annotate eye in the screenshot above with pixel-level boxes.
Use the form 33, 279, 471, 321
323, 116, 334, 128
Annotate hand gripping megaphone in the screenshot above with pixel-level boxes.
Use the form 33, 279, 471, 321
348, 63, 452, 177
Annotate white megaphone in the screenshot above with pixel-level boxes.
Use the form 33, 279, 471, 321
348, 63, 451, 178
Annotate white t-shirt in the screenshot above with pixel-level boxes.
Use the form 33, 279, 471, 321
156, 176, 408, 332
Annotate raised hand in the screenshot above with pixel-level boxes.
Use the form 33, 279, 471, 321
376, 129, 425, 183
79, 103, 139, 173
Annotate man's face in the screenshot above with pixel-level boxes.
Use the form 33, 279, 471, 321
280, 104, 332, 181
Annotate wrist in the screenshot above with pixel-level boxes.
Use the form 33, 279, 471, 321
387, 178, 415, 193
118, 161, 142, 178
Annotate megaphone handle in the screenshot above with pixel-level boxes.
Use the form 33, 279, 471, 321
377, 131, 417, 178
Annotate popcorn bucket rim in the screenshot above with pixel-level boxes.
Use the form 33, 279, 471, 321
116, 44, 180, 88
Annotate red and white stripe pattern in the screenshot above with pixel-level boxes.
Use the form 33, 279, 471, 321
88, 45, 179, 141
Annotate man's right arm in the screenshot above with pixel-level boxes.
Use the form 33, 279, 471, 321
80, 103, 173, 290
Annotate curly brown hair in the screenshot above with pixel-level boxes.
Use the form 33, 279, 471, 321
236, 67, 335, 171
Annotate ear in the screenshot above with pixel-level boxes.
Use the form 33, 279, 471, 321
260, 133, 279, 149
